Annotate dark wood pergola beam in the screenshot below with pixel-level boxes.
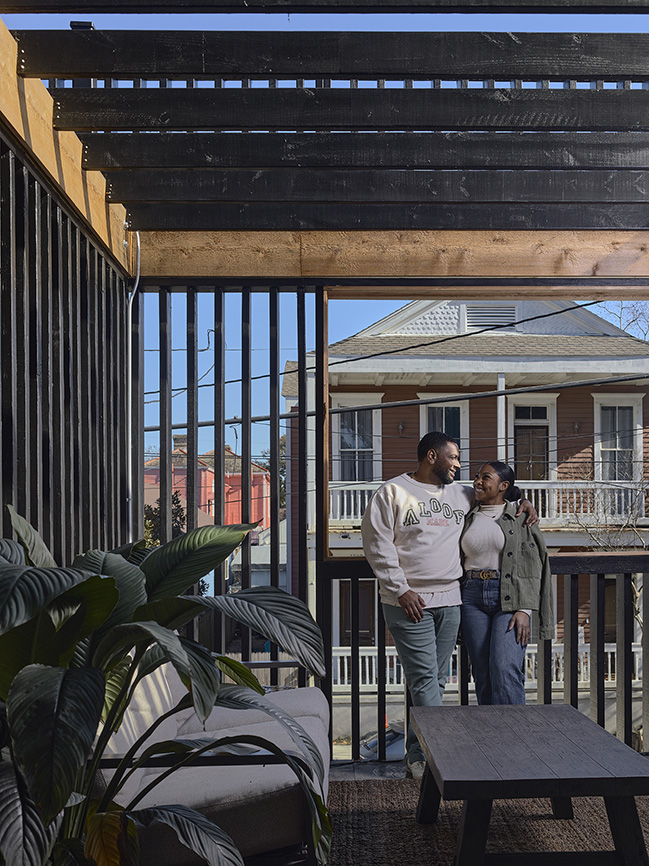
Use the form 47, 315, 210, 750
80, 131, 649, 171
51, 88, 649, 132
106, 168, 649, 203
125, 202, 649, 230
15, 31, 649, 80
4, 0, 649, 12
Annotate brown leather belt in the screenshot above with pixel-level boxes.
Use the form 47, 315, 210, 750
464, 569, 500, 581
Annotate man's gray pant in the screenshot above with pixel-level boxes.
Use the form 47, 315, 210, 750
382, 603, 461, 763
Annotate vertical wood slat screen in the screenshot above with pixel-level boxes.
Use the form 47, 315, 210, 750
0, 132, 130, 564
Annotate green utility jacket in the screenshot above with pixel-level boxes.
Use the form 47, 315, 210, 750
460, 501, 555, 640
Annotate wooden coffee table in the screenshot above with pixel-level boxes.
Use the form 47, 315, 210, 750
411, 704, 649, 865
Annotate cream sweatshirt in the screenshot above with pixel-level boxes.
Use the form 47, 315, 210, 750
361, 473, 474, 605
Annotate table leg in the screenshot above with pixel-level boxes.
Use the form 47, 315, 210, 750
604, 796, 649, 866
416, 764, 441, 824
454, 799, 492, 866
551, 797, 574, 819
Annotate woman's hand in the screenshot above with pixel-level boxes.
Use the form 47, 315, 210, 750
508, 611, 531, 646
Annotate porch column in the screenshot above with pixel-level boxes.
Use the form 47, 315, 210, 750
497, 373, 506, 462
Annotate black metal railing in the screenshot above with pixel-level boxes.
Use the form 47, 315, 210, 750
319, 553, 649, 757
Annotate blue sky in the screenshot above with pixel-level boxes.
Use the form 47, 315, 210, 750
2, 9, 644, 457
4, 11, 649, 31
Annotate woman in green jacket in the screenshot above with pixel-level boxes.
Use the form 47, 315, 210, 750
460, 460, 554, 705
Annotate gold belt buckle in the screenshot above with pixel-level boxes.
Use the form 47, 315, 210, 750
480, 570, 492, 580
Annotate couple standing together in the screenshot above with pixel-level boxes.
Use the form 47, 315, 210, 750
361, 431, 554, 780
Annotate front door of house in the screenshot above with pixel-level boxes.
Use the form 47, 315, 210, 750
515, 425, 549, 481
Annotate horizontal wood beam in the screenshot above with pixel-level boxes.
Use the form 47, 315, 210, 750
80, 131, 649, 171
51, 87, 649, 132
4, 0, 649, 12
107, 168, 649, 203
15, 31, 649, 80
137, 229, 649, 285
126, 202, 649, 230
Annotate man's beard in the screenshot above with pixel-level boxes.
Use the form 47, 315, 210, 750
435, 465, 455, 485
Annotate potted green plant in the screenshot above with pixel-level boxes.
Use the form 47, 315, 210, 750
0, 506, 330, 866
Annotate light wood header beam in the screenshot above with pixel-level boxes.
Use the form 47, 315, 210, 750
0, 21, 129, 271
137, 230, 649, 298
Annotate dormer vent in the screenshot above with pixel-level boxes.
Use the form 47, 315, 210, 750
465, 304, 517, 331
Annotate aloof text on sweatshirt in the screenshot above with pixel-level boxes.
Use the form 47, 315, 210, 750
361, 473, 474, 605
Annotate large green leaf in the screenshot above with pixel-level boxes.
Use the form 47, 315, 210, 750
0, 614, 59, 701
178, 638, 220, 723
123, 638, 219, 725
91, 622, 189, 679
7, 665, 105, 825
214, 685, 326, 787
85, 811, 139, 866
6, 506, 57, 568
0, 761, 63, 866
130, 805, 244, 866
141, 525, 254, 602
214, 655, 264, 695
0, 540, 26, 566
48, 575, 120, 665
108, 539, 146, 562
102, 655, 133, 723
72, 551, 146, 631
136, 586, 325, 679
0, 565, 91, 636
0, 576, 119, 698
51, 839, 88, 866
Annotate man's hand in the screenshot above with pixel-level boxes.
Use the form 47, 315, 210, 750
398, 589, 425, 623
516, 498, 538, 526
508, 611, 530, 647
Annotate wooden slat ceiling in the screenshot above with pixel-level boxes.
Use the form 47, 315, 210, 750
11, 27, 649, 231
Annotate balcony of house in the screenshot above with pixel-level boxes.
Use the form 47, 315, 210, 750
329, 478, 649, 534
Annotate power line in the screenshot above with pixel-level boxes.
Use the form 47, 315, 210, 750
142, 299, 612, 398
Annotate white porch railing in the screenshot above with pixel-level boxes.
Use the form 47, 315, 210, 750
331, 643, 643, 694
329, 480, 647, 527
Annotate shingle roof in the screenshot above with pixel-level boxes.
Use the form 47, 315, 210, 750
281, 334, 649, 396
327, 333, 649, 359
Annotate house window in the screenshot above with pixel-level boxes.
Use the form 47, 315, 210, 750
427, 405, 461, 442
600, 405, 634, 481
340, 409, 374, 482
418, 395, 469, 479
592, 393, 645, 483
331, 393, 383, 482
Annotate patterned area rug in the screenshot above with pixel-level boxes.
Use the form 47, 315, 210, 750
327, 780, 649, 866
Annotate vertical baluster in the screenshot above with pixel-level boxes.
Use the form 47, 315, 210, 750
564, 574, 579, 708
241, 288, 252, 662
616, 572, 634, 744
297, 287, 308, 688
315, 287, 332, 720
590, 573, 606, 727
351, 576, 360, 759
159, 288, 172, 543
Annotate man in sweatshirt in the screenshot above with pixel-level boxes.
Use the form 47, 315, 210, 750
361, 430, 536, 779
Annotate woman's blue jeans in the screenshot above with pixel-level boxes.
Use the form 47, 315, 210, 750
460, 576, 526, 705
382, 602, 461, 763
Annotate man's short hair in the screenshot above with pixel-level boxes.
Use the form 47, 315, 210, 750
417, 431, 457, 462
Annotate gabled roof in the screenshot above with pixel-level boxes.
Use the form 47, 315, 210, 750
353, 299, 628, 338
281, 299, 649, 397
